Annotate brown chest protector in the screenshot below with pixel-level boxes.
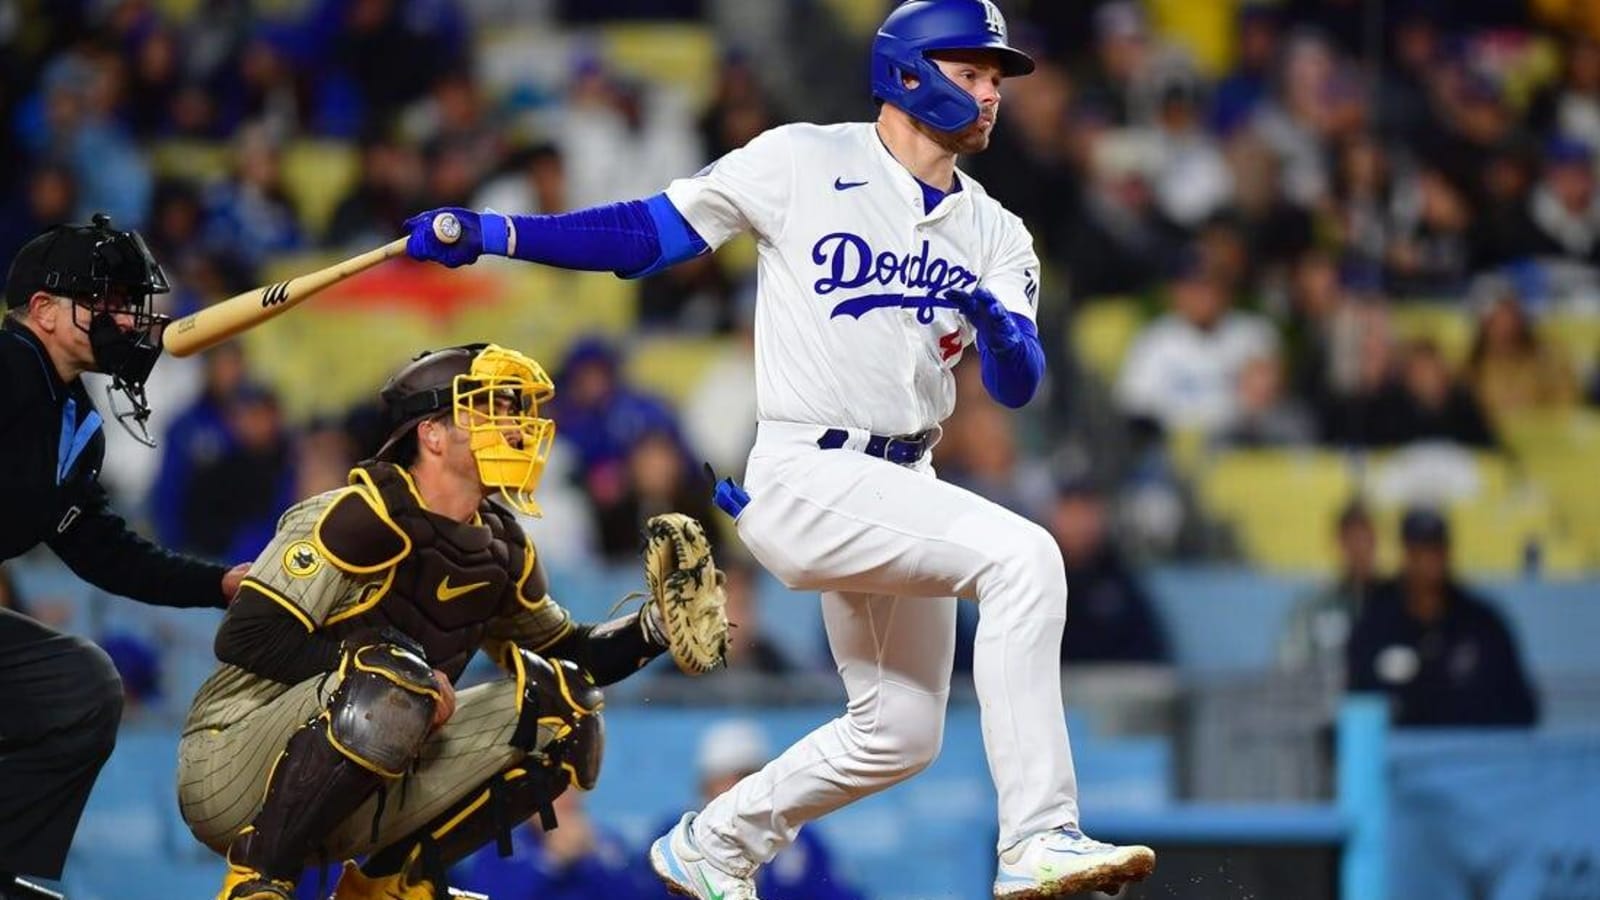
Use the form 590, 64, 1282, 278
321, 463, 526, 680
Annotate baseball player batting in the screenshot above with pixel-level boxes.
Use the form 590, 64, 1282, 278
404, 2, 1156, 897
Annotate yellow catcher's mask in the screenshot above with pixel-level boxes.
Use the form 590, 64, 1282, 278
453, 345, 555, 516
375, 343, 556, 516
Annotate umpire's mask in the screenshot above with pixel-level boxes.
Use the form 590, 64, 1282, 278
376, 343, 556, 516
5, 213, 171, 443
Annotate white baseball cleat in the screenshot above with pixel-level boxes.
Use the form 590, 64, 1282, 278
650, 812, 761, 900
993, 826, 1156, 899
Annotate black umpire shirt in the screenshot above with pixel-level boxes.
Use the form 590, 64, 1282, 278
0, 318, 226, 606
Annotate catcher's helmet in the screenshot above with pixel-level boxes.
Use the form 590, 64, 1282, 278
375, 343, 556, 516
871, 0, 1035, 133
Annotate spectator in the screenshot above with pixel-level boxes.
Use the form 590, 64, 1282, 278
1347, 508, 1539, 727
1225, 354, 1316, 447
1384, 166, 1473, 297
592, 426, 717, 564
325, 130, 424, 250
698, 50, 782, 161
474, 143, 568, 216
32, 47, 153, 227
1116, 252, 1280, 437
1210, 4, 1281, 136
682, 297, 757, 481
1279, 502, 1381, 675
547, 336, 682, 504
202, 124, 303, 268
1384, 339, 1498, 447
937, 364, 1055, 519
180, 382, 297, 561
1251, 31, 1341, 209
455, 789, 653, 900
636, 251, 738, 334
1466, 293, 1578, 422
1500, 137, 1600, 267
705, 559, 792, 676
96, 631, 163, 714
1148, 79, 1233, 229
645, 720, 865, 900
1051, 480, 1170, 665
1059, 126, 1182, 298
1528, 35, 1600, 151
151, 343, 248, 550
0, 162, 76, 267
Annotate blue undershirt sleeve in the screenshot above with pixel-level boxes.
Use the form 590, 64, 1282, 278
977, 313, 1045, 409
498, 193, 708, 278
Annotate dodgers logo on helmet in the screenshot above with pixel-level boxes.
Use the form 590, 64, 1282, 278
980, 0, 1005, 37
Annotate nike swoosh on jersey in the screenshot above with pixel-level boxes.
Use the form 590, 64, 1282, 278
436, 576, 491, 602
833, 178, 869, 190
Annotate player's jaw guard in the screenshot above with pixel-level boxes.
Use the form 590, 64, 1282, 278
871, 0, 1034, 132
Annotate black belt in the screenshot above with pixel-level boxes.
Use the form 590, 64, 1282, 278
816, 428, 932, 465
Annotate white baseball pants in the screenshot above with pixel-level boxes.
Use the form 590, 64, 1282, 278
692, 421, 1080, 875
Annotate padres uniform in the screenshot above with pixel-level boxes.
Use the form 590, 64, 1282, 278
178, 466, 572, 860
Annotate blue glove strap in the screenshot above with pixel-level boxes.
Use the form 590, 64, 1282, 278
713, 478, 751, 519
480, 211, 508, 256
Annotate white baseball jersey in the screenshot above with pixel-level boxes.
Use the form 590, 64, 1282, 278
663, 122, 1042, 436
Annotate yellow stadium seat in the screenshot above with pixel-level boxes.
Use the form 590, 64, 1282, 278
1147, 0, 1237, 78
600, 23, 718, 108
1071, 298, 1145, 385
818, 0, 888, 38
148, 139, 232, 184
1197, 450, 1356, 572
625, 336, 733, 405
1538, 313, 1600, 380
280, 140, 360, 239
1389, 304, 1473, 367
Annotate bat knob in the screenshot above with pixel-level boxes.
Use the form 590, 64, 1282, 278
433, 213, 462, 245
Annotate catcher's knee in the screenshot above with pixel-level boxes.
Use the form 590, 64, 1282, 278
329, 642, 440, 776
509, 649, 605, 790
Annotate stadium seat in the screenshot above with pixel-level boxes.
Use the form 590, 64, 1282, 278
1389, 303, 1473, 366
625, 335, 732, 405
1538, 312, 1600, 381
599, 23, 718, 108
1197, 450, 1355, 571
148, 139, 232, 184
281, 139, 360, 239
1070, 298, 1145, 386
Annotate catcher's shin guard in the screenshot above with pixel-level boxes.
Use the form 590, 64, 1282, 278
228, 642, 439, 881
356, 652, 604, 888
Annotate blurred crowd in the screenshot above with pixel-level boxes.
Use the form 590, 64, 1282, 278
4, 0, 1590, 736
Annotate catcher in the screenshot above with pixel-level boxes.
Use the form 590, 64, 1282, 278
176, 342, 729, 900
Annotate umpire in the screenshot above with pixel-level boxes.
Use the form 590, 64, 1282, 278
0, 215, 246, 896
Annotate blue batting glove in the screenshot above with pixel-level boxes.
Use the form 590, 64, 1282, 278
403, 208, 484, 268
945, 286, 1021, 348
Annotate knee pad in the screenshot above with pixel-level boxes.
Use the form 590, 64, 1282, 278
508, 649, 605, 789
329, 642, 441, 777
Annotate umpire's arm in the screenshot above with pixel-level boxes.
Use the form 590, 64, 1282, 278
48, 481, 229, 609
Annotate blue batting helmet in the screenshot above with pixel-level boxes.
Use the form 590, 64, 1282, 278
870, 0, 1035, 133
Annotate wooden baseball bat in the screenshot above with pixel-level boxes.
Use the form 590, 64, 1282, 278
161, 212, 462, 357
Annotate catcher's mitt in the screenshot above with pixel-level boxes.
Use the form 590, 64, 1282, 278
642, 513, 729, 675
